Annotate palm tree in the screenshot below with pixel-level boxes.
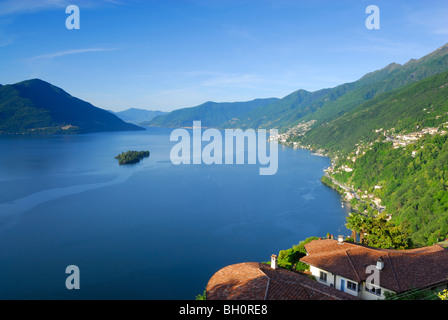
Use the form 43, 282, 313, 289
345, 212, 363, 243
358, 214, 370, 244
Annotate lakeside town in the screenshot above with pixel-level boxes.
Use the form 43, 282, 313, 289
326, 124, 448, 216
274, 120, 448, 220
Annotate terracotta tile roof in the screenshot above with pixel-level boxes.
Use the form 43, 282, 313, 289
206, 262, 359, 300
300, 239, 448, 293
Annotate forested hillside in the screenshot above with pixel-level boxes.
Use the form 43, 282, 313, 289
301, 69, 448, 246
223, 43, 448, 131
338, 134, 448, 246
0, 79, 143, 134
147, 98, 278, 128
295, 69, 448, 155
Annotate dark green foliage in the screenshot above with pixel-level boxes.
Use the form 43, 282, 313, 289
195, 289, 207, 300
0, 79, 144, 134
345, 212, 413, 249
277, 237, 319, 271
321, 175, 345, 195
385, 288, 439, 300
343, 134, 448, 247
115, 150, 150, 165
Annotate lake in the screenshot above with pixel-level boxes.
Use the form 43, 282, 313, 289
0, 128, 349, 299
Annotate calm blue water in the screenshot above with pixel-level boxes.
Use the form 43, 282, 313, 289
0, 128, 349, 299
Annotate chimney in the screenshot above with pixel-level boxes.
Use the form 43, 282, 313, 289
376, 257, 384, 270
271, 254, 278, 270
338, 235, 344, 244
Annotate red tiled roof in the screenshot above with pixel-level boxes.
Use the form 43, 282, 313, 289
206, 262, 359, 300
300, 239, 448, 293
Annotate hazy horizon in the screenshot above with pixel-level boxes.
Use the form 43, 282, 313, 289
1, 0, 448, 112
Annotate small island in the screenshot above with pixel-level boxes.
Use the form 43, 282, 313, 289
115, 150, 150, 165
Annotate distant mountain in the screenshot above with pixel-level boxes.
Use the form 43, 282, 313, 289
0, 79, 144, 134
293, 43, 448, 151
298, 69, 448, 154
113, 108, 167, 125
223, 43, 448, 131
146, 98, 279, 128
222, 88, 332, 130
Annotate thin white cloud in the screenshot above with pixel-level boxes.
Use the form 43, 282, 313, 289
222, 24, 254, 40
29, 48, 119, 61
0, 30, 15, 47
404, 4, 448, 37
0, 38, 14, 47
201, 73, 263, 88
176, 70, 266, 87
0, 0, 127, 16
433, 28, 448, 36
0, 0, 70, 16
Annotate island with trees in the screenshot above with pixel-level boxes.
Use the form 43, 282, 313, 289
115, 150, 150, 165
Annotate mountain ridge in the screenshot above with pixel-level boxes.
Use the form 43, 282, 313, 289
112, 108, 168, 125
147, 97, 279, 128
202, 42, 448, 132
0, 79, 144, 134
294, 42, 448, 153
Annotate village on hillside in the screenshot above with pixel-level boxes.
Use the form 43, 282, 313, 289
274, 120, 448, 220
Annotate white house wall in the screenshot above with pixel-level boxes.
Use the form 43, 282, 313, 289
309, 265, 390, 300
309, 265, 359, 297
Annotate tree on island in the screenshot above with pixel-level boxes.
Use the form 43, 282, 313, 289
115, 150, 150, 165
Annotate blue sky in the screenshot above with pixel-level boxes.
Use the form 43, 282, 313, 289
1, 0, 448, 112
